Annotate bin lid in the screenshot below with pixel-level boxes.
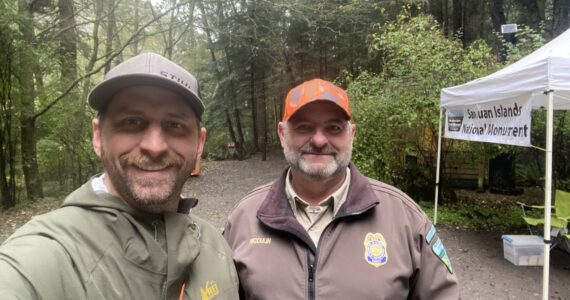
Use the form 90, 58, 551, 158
502, 235, 544, 246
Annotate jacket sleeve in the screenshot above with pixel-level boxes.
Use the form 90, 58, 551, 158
0, 235, 84, 300
408, 221, 461, 300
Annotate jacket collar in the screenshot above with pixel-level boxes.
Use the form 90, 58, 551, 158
257, 163, 379, 251
62, 175, 198, 217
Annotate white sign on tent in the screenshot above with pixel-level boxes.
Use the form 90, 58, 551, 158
444, 97, 532, 146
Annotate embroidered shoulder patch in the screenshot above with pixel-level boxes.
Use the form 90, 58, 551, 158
426, 224, 436, 244
432, 238, 453, 274
363, 232, 388, 268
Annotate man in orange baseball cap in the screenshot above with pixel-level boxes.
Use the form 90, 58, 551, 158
224, 79, 459, 299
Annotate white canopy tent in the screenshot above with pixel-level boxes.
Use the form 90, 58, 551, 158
435, 28, 570, 300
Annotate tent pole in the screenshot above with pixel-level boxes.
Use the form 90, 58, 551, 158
542, 91, 554, 300
434, 108, 444, 225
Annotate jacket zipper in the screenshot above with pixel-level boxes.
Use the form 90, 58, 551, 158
307, 253, 316, 300
152, 220, 168, 299
304, 216, 353, 300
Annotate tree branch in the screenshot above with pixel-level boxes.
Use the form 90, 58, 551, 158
33, 0, 194, 121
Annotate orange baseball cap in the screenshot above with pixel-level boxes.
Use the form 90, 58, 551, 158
282, 78, 350, 121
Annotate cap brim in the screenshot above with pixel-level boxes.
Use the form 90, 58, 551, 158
285, 99, 350, 121
88, 74, 204, 120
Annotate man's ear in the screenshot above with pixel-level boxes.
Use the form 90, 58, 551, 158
196, 127, 207, 161
92, 118, 102, 158
277, 122, 287, 147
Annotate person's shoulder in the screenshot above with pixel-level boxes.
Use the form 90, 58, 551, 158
2, 205, 107, 260
0, 220, 87, 300
8, 205, 84, 237
1, 219, 74, 276
364, 176, 427, 219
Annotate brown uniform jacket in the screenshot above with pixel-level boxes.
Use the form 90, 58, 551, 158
224, 164, 459, 300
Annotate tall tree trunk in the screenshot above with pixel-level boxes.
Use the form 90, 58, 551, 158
58, 0, 77, 80
58, 0, 82, 187
261, 74, 267, 161
552, 0, 570, 36
489, 0, 506, 32
250, 61, 259, 152
18, 0, 43, 201
462, 0, 484, 45
272, 97, 279, 143
247, 2, 261, 152
132, 0, 140, 54
519, 0, 545, 29
428, 0, 453, 34
165, 0, 176, 59
427, 0, 444, 26
443, 0, 453, 36
0, 33, 17, 208
104, 0, 116, 73
451, 0, 463, 37
281, 50, 298, 85
234, 109, 245, 149
225, 109, 238, 151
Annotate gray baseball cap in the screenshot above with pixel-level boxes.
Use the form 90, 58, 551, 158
88, 52, 204, 120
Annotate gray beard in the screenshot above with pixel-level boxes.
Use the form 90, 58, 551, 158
283, 144, 352, 180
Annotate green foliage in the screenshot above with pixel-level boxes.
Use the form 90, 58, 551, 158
515, 162, 543, 187
419, 201, 526, 230
348, 10, 498, 198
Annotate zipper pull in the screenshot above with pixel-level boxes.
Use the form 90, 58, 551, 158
308, 264, 315, 283
151, 220, 160, 241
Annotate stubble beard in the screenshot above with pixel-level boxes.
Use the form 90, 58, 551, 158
101, 148, 195, 211
283, 142, 352, 180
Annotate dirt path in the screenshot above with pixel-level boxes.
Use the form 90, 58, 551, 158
1, 150, 569, 299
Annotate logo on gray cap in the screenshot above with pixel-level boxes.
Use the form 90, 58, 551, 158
88, 53, 204, 119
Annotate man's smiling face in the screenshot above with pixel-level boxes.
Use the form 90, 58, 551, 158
92, 86, 206, 212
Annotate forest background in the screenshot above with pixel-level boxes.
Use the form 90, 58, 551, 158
1, 0, 570, 229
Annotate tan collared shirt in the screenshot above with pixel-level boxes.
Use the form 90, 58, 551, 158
285, 168, 351, 245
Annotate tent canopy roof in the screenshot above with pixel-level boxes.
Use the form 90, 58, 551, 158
441, 28, 570, 110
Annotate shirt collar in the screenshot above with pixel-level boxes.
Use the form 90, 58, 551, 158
285, 167, 351, 216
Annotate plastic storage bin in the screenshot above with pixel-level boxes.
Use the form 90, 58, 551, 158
502, 235, 544, 266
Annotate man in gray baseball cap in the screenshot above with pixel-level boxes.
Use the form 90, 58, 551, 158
0, 53, 239, 300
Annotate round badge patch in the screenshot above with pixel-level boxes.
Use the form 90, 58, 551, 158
363, 232, 388, 268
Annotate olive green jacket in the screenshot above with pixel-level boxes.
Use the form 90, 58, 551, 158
0, 179, 239, 300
